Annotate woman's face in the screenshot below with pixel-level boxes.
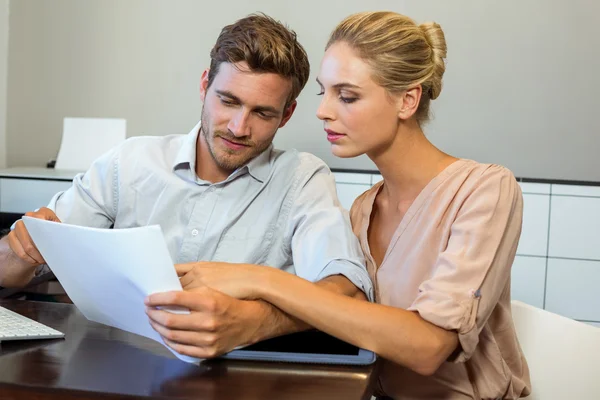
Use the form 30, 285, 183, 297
316, 41, 402, 158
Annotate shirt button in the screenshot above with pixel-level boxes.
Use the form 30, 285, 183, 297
191, 229, 199, 236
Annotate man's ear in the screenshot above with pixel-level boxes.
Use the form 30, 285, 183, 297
200, 68, 210, 102
278, 101, 297, 128
397, 85, 422, 120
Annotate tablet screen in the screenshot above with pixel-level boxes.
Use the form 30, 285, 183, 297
239, 330, 360, 355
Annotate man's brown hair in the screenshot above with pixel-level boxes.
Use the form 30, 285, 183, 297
207, 13, 310, 108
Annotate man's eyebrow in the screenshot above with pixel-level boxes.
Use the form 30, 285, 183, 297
215, 90, 281, 116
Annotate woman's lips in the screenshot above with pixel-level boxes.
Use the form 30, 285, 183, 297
325, 129, 346, 142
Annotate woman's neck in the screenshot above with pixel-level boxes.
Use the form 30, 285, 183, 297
369, 121, 457, 209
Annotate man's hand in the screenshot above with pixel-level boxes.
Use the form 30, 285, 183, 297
176, 261, 266, 300
7, 207, 61, 266
144, 285, 265, 358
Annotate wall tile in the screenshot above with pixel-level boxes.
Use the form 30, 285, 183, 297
511, 256, 546, 309
545, 258, 600, 321
517, 194, 550, 256
548, 196, 600, 260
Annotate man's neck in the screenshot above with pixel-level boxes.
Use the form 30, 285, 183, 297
195, 135, 231, 183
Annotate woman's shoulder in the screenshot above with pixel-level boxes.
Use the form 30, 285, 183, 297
447, 160, 523, 216
451, 159, 520, 194
465, 159, 516, 177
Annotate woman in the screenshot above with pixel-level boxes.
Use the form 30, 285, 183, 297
174, 12, 531, 399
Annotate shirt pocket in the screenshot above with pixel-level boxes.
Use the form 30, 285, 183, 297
212, 227, 267, 264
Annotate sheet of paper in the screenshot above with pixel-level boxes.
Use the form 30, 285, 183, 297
22, 217, 200, 364
55, 117, 126, 171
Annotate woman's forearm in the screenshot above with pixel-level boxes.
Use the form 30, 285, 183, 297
256, 268, 458, 376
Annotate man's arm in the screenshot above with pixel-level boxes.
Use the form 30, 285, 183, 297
0, 146, 121, 289
286, 157, 374, 300
237, 160, 372, 344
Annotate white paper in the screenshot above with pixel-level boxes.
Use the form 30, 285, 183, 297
55, 117, 126, 171
21, 217, 200, 364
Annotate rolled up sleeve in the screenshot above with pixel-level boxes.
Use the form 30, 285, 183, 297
286, 159, 374, 301
407, 167, 523, 361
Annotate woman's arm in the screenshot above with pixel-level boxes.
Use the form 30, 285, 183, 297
180, 262, 457, 376
257, 268, 458, 376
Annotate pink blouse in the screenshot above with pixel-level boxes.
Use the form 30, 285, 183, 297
350, 159, 531, 399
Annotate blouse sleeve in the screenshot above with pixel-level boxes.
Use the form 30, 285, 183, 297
407, 165, 523, 362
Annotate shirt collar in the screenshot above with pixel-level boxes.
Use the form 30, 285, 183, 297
172, 121, 201, 174
235, 144, 273, 183
172, 121, 273, 184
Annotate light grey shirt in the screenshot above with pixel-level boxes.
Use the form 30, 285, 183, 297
46, 122, 373, 300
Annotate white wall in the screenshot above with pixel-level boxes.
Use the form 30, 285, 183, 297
404, 0, 600, 182
5, 0, 600, 181
0, 0, 8, 169
6, 0, 404, 168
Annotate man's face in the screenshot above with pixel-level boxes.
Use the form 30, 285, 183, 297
199, 62, 296, 172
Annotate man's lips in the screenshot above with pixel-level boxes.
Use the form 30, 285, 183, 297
219, 136, 250, 149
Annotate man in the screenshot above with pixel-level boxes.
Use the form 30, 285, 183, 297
0, 14, 372, 358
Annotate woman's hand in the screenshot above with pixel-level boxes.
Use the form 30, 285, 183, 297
176, 261, 268, 300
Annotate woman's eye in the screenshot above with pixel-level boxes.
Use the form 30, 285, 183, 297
340, 96, 357, 104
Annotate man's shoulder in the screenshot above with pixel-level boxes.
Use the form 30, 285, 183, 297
110, 134, 187, 169
118, 133, 186, 155
271, 149, 329, 175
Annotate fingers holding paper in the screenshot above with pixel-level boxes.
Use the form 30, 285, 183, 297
8, 207, 62, 266
145, 287, 260, 358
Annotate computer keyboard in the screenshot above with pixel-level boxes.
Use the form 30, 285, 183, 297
0, 306, 65, 342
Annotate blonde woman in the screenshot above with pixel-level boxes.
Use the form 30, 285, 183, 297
157, 11, 531, 399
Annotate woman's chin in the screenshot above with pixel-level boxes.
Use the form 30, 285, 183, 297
331, 144, 363, 159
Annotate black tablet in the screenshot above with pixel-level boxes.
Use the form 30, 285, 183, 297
220, 330, 377, 365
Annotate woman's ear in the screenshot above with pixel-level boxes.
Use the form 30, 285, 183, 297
397, 85, 422, 120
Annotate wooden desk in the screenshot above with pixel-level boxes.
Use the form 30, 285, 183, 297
0, 300, 378, 399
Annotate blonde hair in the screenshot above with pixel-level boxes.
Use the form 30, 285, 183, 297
327, 11, 447, 123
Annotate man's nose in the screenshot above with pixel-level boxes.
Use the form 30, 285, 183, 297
228, 110, 251, 137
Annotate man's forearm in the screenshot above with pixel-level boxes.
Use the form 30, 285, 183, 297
0, 236, 38, 288
244, 299, 311, 344
246, 274, 367, 344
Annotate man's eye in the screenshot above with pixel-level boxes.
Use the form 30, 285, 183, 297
257, 112, 274, 120
220, 98, 236, 106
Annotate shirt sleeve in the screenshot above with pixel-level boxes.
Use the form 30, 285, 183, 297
47, 146, 121, 228
407, 166, 523, 362
285, 157, 374, 301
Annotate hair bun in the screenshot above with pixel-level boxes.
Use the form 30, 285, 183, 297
419, 22, 447, 100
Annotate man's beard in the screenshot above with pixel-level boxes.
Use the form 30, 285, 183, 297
200, 106, 273, 172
